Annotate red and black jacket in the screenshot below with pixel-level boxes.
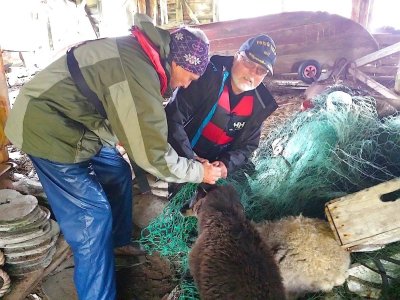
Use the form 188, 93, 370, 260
165, 55, 278, 174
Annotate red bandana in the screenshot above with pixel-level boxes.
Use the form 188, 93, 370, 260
131, 26, 168, 95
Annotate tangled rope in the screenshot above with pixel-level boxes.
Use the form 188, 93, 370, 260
0, 250, 11, 298
0, 250, 4, 266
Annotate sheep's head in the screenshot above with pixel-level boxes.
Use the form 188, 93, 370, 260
182, 184, 244, 218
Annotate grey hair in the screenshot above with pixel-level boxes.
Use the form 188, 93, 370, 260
181, 26, 209, 44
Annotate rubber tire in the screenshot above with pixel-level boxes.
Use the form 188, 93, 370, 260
297, 60, 322, 84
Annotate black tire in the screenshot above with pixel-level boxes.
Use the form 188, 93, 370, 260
297, 60, 322, 84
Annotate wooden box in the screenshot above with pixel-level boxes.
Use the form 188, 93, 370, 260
325, 178, 400, 252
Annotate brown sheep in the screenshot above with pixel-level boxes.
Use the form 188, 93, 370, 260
255, 216, 351, 299
189, 184, 285, 300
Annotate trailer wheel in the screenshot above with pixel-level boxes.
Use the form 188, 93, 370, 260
298, 60, 321, 83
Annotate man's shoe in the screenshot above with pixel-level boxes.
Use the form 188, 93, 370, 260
114, 244, 146, 256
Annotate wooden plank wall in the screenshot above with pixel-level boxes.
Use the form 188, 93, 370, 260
165, 0, 214, 28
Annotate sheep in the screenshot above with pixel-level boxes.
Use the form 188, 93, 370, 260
188, 184, 285, 300
255, 215, 351, 299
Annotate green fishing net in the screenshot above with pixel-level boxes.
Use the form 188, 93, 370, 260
177, 280, 201, 300
243, 86, 400, 221
140, 85, 400, 299
140, 183, 198, 272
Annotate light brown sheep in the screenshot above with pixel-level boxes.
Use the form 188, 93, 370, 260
255, 215, 351, 299
189, 185, 285, 300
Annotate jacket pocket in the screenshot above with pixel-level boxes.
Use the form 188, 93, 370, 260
74, 128, 103, 162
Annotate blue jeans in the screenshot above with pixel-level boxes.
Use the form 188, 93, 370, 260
30, 147, 132, 300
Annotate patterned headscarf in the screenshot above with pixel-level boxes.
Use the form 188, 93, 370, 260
169, 28, 209, 76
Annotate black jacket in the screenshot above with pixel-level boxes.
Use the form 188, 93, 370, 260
165, 55, 278, 173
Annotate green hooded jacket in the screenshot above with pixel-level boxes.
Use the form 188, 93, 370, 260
5, 14, 203, 183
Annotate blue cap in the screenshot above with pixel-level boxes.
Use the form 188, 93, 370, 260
239, 34, 277, 75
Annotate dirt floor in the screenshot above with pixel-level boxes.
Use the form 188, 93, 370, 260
8, 146, 35, 178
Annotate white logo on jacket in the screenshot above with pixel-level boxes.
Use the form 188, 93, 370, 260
233, 121, 246, 130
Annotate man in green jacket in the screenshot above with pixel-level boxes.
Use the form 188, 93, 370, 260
5, 14, 221, 300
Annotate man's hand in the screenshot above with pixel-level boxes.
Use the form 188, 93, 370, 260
202, 162, 222, 184
212, 161, 228, 178
195, 156, 209, 163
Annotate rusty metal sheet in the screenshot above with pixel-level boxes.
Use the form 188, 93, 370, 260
0, 191, 38, 224
0, 206, 41, 232
19, 207, 51, 231
0, 206, 52, 235
0, 221, 51, 247
6, 246, 57, 277
5, 234, 58, 264
0, 222, 46, 238
5, 247, 52, 266
4, 221, 60, 256
3, 220, 59, 254
5, 247, 50, 264
0, 189, 21, 200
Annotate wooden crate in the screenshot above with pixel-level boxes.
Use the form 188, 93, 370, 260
325, 178, 400, 252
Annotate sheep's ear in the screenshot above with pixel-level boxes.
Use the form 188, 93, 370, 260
180, 195, 197, 217
197, 185, 208, 199
180, 188, 203, 217
192, 198, 204, 215
181, 208, 195, 217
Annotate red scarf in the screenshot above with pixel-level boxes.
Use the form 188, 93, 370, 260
131, 26, 168, 95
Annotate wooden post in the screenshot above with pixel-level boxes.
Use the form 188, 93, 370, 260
175, 0, 183, 25
183, 0, 199, 24
137, 0, 146, 14
159, 0, 168, 25
148, 0, 158, 23
395, 58, 400, 94
212, 0, 219, 22
0, 49, 10, 163
367, 0, 375, 30
351, 0, 372, 28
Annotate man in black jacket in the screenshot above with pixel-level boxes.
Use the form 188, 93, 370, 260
166, 34, 278, 181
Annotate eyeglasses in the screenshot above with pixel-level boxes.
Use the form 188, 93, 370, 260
237, 52, 270, 76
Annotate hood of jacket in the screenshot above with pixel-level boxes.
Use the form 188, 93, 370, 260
134, 14, 171, 61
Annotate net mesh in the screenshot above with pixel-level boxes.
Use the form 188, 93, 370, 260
140, 183, 198, 273
244, 85, 400, 221
177, 280, 201, 300
139, 85, 400, 299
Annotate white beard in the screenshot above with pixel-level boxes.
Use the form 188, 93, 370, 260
231, 74, 255, 92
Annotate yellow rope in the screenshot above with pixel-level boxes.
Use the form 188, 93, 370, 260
0, 268, 11, 297
0, 250, 11, 297
0, 250, 4, 266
